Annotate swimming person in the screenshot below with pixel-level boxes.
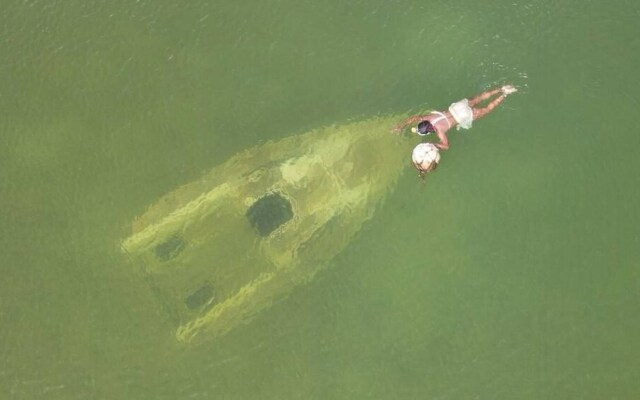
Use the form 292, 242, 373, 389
393, 84, 518, 175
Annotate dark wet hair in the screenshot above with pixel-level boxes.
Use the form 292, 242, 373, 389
417, 120, 435, 136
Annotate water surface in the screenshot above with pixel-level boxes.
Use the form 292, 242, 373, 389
1, 0, 639, 399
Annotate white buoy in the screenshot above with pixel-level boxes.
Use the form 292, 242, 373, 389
411, 143, 440, 170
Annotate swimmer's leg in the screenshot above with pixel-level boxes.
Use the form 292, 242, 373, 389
472, 93, 507, 120
468, 88, 503, 107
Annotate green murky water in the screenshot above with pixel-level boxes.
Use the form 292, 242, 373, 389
1, 0, 639, 398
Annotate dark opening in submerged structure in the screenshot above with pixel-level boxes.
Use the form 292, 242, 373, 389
246, 192, 293, 236
185, 283, 215, 310
154, 234, 186, 262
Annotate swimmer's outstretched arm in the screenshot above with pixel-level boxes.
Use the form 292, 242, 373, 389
391, 114, 431, 133
434, 130, 449, 150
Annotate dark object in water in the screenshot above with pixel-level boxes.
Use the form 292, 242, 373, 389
154, 235, 186, 261
185, 283, 215, 310
246, 193, 293, 236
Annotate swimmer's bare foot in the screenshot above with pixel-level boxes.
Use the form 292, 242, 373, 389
501, 85, 518, 95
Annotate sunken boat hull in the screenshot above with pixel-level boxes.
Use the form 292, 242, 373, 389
122, 114, 409, 345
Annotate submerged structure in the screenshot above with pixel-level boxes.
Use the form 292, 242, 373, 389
121, 114, 410, 345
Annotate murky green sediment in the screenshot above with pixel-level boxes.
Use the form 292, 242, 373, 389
1, 1, 638, 399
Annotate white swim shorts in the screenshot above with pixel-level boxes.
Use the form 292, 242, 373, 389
448, 99, 473, 130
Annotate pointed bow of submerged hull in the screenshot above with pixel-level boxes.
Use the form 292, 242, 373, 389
122, 114, 410, 345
